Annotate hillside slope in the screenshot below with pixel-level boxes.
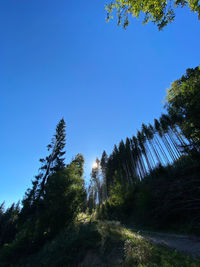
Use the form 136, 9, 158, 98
2, 219, 199, 267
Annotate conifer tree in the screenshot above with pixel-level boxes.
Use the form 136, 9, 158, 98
100, 151, 108, 200
90, 158, 102, 204
21, 118, 66, 220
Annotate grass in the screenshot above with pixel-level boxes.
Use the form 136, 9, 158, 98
2, 216, 200, 266
95, 220, 200, 267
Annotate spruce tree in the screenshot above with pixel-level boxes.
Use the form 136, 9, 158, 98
37, 118, 66, 199
21, 118, 66, 219
100, 151, 108, 200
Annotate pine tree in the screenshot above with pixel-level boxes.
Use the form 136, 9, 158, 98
38, 118, 66, 198
90, 158, 102, 204
21, 118, 66, 220
100, 151, 108, 200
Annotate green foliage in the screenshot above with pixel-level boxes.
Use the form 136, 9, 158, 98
0, 223, 101, 267
106, 0, 200, 30
0, 202, 20, 248
134, 183, 153, 220
92, 66, 200, 236
1, 211, 200, 267
1, 64, 200, 266
97, 156, 200, 234
124, 235, 200, 266
0, 120, 87, 265
37, 165, 86, 239
124, 238, 153, 266
166, 66, 200, 150
109, 176, 125, 206
0, 160, 87, 265
16, 220, 200, 266
20, 118, 67, 225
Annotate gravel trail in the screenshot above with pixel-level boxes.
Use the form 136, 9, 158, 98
141, 231, 200, 258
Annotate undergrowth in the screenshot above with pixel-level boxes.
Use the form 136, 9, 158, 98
1, 218, 199, 266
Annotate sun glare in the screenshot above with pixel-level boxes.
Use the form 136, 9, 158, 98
92, 161, 98, 168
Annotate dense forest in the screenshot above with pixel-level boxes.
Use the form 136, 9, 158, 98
0, 66, 199, 266
88, 66, 200, 233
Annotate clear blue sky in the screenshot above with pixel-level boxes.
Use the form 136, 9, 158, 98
0, 0, 200, 206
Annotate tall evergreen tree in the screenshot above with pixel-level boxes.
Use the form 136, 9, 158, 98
21, 118, 66, 221
100, 151, 108, 200
90, 158, 102, 204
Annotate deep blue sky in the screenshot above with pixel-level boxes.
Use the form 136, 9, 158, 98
0, 0, 199, 206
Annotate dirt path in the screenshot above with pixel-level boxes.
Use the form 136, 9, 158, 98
139, 231, 200, 258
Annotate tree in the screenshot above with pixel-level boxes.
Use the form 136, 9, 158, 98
90, 158, 102, 204
38, 155, 86, 238
100, 151, 108, 200
21, 118, 66, 222
38, 118, 66, 197
87, 186, 96, 213
142, 123, 159, 167
1, 120, 88, 262
159, 114, 181, 159
106, 0, 200, 30
0, 202, 20, 247
166, 66, 200, 151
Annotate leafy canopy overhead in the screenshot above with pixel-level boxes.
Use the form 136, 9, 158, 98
106, 0, 200, 30
166, 66, 200, 147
